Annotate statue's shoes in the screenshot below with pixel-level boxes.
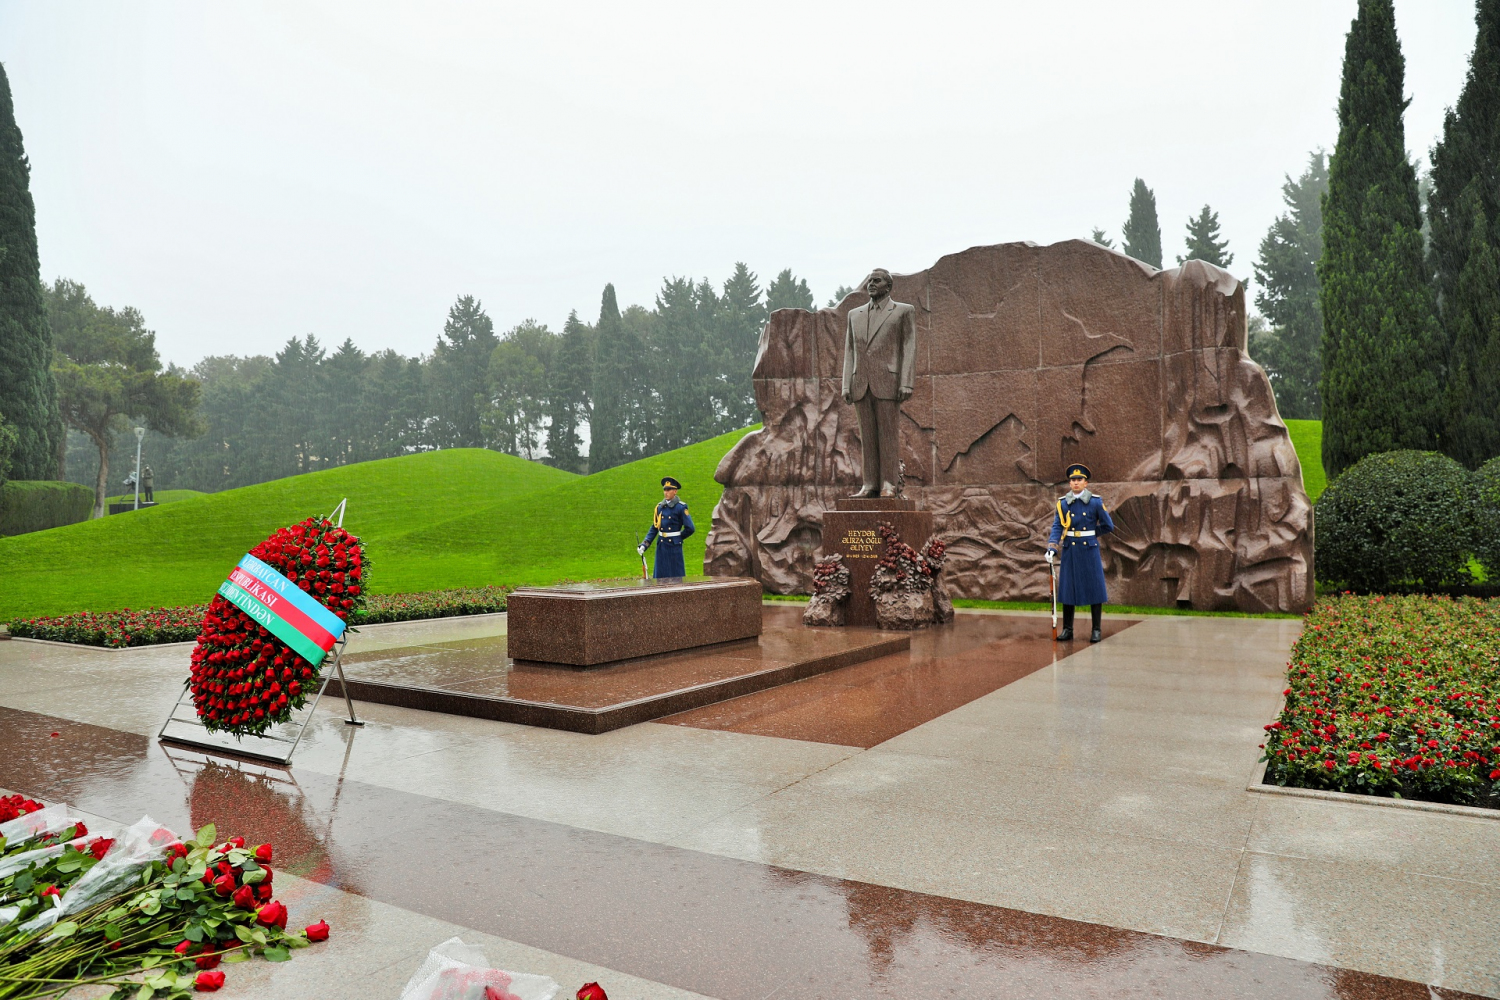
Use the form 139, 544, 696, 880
849, 489, 879, 498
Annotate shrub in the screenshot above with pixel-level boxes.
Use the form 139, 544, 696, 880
1262, 593, 1500, 807
1477, 456, 1500, 581
0, 480, 94, 536
1314, 450, 1471, 592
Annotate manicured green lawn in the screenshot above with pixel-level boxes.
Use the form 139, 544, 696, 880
0, 450, 576, 620
375, 428, 755, 590
1285, 418, 1325, 502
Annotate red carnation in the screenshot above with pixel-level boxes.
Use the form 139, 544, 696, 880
304, 919, 330, 942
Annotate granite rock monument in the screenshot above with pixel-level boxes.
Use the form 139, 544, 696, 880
705, 240, 1313, 613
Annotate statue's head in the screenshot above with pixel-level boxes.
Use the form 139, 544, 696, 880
865, 269, 893, 301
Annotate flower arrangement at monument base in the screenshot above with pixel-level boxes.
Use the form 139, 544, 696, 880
0, 804, 326, 999
1261, 593, 1500, 808
188, 515, 366, 737
868, 524, 949, 630
803, 553, 852, 627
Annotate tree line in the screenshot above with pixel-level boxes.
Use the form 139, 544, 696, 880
48, 265, 822, 506
1089, 0, 1499, 479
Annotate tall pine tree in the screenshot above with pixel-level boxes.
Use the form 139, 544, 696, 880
1428, 0, 1500, 468
1318, 0, 1444, 479
589, 284, 634, 471
427, 296, 498, 449
1178, 205, 1233, 267
546, 310, 593, 472
0, 62, 57, 479
1121, 179, 1163, 268
766, 269, 814, 311
1252, 152, 1329, 419
718, 263, 765, 428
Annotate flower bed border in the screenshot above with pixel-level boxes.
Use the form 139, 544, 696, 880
6, 610, 509, 651
1246, 757, 1500, 821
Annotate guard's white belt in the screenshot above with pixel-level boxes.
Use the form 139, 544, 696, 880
660, 531, 682, 538
1066, 529, 1096, 537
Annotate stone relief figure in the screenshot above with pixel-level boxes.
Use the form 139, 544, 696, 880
842, 269, 916, 498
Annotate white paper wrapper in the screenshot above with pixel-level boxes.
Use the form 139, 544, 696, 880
0, 803, 79, 849
400, 937, 561, 1000
18, 815, 176, 935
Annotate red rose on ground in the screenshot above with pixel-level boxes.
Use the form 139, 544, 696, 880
232, 884, 256, 910
577, 983, 608, 1000
174, 940, 193, 955
88, 837, 115, 859
256, 900, 288, 929
195, 948, 222, 970
212, 874, 235, 896
304, 919, 330, 942
194, 970, 225, 991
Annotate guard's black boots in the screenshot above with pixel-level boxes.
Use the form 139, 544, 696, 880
1090, 628, 1102, 643
1057, 628, 1074, 641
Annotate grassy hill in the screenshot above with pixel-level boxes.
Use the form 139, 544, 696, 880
376, 428, 755, 590
0, 450, 575, 620
1285, 419, 1325, 502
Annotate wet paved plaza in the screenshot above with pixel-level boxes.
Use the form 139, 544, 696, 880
2, 607, 1497, 998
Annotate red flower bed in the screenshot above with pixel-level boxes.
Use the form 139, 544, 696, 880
1262, 593, 1500, 807
9, 588, 511, 649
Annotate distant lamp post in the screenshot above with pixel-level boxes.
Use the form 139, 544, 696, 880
133, 426, 146, 511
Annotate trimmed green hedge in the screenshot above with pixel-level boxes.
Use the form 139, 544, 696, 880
1315, 450, 1472, 592
0, 481, 94, 537
1477, 457, 1500, 580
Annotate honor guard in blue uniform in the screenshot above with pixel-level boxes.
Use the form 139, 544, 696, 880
637, 477, 695, 579
1046, 463, 1114, 643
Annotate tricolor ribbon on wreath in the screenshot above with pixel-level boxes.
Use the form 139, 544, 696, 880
217, 554, 347, 668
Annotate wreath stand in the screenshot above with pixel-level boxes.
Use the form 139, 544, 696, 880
156, 498, 364, 767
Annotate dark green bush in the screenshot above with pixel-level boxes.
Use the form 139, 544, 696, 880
1314, 450, 1471, 592
0, 481, 94, 537
1477, 456, 1500, 581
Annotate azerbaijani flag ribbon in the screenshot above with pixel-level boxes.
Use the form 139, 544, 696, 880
217, 553, 346, 668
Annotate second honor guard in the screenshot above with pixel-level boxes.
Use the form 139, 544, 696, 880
637, 476, 695, 579
1046, 463, 1114, 642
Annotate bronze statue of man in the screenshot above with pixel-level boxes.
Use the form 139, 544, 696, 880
841, 268, 917, 498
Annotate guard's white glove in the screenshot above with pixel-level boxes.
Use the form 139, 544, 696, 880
1045, 549, 1054, 564
636, 543, 647, 556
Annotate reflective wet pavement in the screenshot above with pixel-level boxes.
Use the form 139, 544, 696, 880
2, 609, 1497, 997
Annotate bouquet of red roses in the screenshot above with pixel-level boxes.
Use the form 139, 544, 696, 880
188, 516, 367, 737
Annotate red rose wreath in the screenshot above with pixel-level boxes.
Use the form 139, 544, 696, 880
189, 517, 366, 736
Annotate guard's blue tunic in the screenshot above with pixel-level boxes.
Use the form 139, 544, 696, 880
643, 499, 695, 578
1048, 492, 1114, 606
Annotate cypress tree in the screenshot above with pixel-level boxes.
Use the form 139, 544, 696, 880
1121, 178, 1162, 268
0, 62, 57, 479
1317, 0, 1444, 479
1178, 205, 1234, 267
589, 284, 633, 471
1429, 0, 1500, 467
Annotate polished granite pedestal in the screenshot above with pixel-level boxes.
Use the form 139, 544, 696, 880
325, 608, 909, 734
507, 576, 762, 665
823, 497, 934, 626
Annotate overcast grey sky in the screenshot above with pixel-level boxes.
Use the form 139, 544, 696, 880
0, 1, 1478, 369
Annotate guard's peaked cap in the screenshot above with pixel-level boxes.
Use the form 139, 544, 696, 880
661, 476, 682, 489
1065, 464, 1092, 481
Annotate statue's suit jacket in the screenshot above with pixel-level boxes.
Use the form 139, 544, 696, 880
842, 298, 918, 401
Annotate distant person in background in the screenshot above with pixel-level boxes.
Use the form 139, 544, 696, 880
142, 466, 154, 503
1045, 463, 1114, 642
637, 477, 694, 578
